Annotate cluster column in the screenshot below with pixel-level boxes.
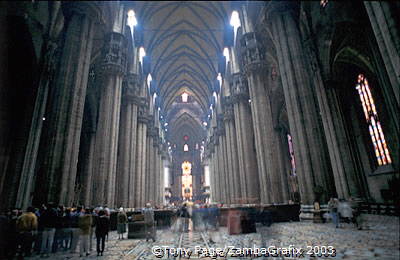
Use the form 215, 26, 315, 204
134, 98, 149, 207
269, 3, 334, 204
240, 32, 289, 204
231, 73, 260, 204
39, 2, 100, 205
364, 2, 400, 110
92, 32, 127, 207
216, 116, 229, 204
222, 97, 241, 203
116, 73, 140, 207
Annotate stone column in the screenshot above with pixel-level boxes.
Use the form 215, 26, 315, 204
269, 3, 334, 204
145, 125, 153, 204
116, 73, 140, 207
207, 140, 216, 202
364, 2, 400, 107
92, 32, 127, 207
231, 73, 260, 204
212, 132, 222, 203
80, 130, 96, 207
39, 2, 100, 205
135, 99, 148, 207
222, 97, 241, 203
16, 39, 58, 209
240, 32, 289, 204
216, 118, 228, 204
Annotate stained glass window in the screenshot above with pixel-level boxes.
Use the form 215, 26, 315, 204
356, 74, 391, 166
287, 134, 296, 176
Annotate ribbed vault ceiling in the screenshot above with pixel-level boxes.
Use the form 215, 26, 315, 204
134, 1, 231, 143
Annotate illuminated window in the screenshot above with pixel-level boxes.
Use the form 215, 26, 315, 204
127, 10, 138, 27
356, 74, 391, 166
181, 92, 188, 103
287, 134, 296, 176
182, 161, 192, 175
139, 47, 146, 64
230, 11, 241, 37
223, 47, 230, 63
183, 144, 189, 152
217, 73, 222, 87
146, 73, 152, 88
320, 0, 328, 8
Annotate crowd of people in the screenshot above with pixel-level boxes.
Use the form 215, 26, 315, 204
0, 204, 130, 259
0, 199, 367, 258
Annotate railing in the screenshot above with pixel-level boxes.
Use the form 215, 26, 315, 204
359, 202, 400, 216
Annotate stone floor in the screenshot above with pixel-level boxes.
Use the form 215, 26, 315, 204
21, 214, 399, 260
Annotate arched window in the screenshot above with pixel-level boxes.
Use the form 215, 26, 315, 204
223, 47, 230, 63
320, 0, 328, 8
127, 10, 138, 27
139, 47, 146, 64
183, 144, 189, 152
230, 11, 241, 38
356, 74, 391, 166
181, 92, 188, 103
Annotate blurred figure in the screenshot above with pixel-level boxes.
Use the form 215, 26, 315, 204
338, 200, 354, 225
16, 206, 38, 257
117, 207, 128, 239
40, 203, 58, 257
62, 208, 73, 250
95, 210, 110, 256
69, 207, 81, 254
0, 211, 8, 259
328, 198, 339, 228
178, 203, 190, 232
5, 209, 19, 258
78, 208, 92, 257
143, 203, 156, 242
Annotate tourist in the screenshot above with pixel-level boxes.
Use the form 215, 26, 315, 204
78, 208, 92, 257
40, 203, 58, 257
328, 198, 339, 228
178, 203, 190, 232
0, 211, 8, 259
95, 210, 110, 256
143, 203, 156, 242
117, 207, 128, 239
16, 206, 38, 257
69, 207, 81, 254
62, 208, 73, 250
338, 200, 354, 225
52, 205, 65, 252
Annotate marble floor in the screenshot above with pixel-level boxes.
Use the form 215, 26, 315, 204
21, 214, 399, 260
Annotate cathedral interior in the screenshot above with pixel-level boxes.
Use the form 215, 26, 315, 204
0, 1, 399, 259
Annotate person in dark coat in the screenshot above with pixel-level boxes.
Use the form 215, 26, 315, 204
40, 203, 58, 257
95, 210, 110, 256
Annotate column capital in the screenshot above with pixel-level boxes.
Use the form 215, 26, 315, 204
216, 115, 226, 136
231, 73, 250, 103
99, 32, 127, 77
137, 98, 149, 124
265, 2, 300, 22
222, 96, 235, 122
62, 2, 103, 23
240, 32, 268, 76
122, 73, 142, 104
